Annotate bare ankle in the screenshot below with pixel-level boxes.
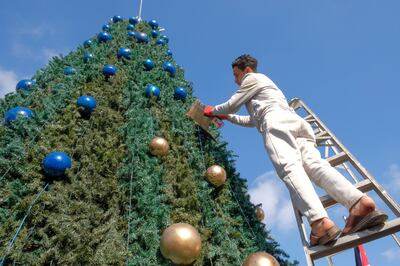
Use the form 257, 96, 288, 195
311, 217, 334, 234
350, 196, 375, 214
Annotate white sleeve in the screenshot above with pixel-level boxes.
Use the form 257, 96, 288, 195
226, 114, 255, 128
213, 74, 260, 115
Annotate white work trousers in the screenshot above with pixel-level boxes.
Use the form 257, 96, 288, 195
260, 108, 364, 224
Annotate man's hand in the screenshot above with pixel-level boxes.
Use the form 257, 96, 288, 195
203, 105, 214, 117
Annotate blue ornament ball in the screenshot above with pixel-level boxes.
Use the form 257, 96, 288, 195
160, 35, 169, 43
174, 87, 187, 100
148, 19, 159, 29
166, 50, 173, 56
127, 24, 135, 31
77, 95, 97, 112
162, 62, 176, 77
145, 85, 160, 98
64, 67, 76, 76
112, 15, 124, 23
156, 38, 166, 46
117, 48, 131, 59
129, 17, 139, 25
83, 39, 93, 48
98, 32, 112, 42
83, 52, 94, 63
143, 59, 155, 71
4, 107, 33, 124
103, 64, 117, 77
16, 79, 35, 91
42, 152, 72, 177
151, 30, 159, 38
102, 24, 111, 31
127, 31, 136, 38
135, 32, 149, 44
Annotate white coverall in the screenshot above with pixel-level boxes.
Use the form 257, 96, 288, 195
212, 72, 364, 224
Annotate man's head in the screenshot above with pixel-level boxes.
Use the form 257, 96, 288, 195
231, 54, 257, 85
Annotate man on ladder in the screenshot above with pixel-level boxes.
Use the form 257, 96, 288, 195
203, 54, 388, 246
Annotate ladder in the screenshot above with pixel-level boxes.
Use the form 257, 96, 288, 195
288, 98, 400, 266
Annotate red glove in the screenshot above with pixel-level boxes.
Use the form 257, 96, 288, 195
203, 105, 214, 117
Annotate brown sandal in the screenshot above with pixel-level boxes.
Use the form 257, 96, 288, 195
310, 225, 341, 246
343, 209, 388, 235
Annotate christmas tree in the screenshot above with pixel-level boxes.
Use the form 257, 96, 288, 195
0, 16, 298, 265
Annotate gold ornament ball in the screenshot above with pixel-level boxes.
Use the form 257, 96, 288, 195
160, 223, 202, 265
149, 137, 169, 156
255, 207, 265, 221
243, 252, 280, 266
205, 165, 227, 187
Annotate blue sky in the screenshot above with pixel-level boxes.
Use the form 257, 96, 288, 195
1, 1, 400, 265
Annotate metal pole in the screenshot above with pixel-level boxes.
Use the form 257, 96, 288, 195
138, 0, 143, 20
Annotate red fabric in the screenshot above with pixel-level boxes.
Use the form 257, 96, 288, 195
217, 115, 228, 120
203, 105, 214, 117
354, 244, 370, 266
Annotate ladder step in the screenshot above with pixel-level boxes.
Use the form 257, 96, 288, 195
320, 179, 374, 208
304, 114, 316, 123
327, 152, 349, 167
308, 217, 400, 260
315, 131, 331, 145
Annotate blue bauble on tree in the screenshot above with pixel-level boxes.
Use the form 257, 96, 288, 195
135, 32, 149, 44
156, 38, 166, 46
145, 85, 160, 98
16, 79, 35, 91
112, 15, 124, 23
163, 62, 176, 77
117, 48, 131, 59
151, 30, 159, 38
102, 24, 111, 32
83, 39, 93, 48
148, 19, 159, 29
127, 24, 135, 31
103, 64, 117, 77
127, 31, 136, 38
42, 152, 72, 177
4, 107, 33, 124
143, 59, 155, 71
77, 95, 97, 112
98, 32, 112, 42
129, 17, 139, 25
160, 35, 169, 43
83, 52, 94, 63
64, 67, 76, 76
166, 50, 173, 56
174, 87, 187, 100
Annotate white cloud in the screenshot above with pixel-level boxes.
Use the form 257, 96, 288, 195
384, 164, 400, 193
0, 66, 18, 98
248, 171, 295, 233
10, 23, 60, 64
41, 48, 60, 63
382, 248, 400, 261
13, 24, 55, 40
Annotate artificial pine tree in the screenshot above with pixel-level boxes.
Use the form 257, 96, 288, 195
0, 16, 298, 265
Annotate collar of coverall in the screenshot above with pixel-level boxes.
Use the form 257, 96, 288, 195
239, 72, 253, 86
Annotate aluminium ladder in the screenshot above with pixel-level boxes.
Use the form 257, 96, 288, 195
288, 98, 400, 266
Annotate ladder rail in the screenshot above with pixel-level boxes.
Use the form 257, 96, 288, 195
287, 98, 400, 265
290, 98, 400, 216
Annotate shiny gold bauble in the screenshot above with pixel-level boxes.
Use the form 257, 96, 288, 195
149, 137, 169, 156
160, 223, 202, 265
205, 165, 226, 187
255, 207, 265, 221
243, 252, 280, 266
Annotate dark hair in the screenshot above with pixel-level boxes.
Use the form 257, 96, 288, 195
232, 54, 258, 71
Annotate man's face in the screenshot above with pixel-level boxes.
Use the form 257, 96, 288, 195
233, 66, 252, 86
